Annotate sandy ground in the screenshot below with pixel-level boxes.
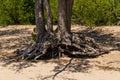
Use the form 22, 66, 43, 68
0, 25, 120, 80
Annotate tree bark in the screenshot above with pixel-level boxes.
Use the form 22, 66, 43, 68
17, 0, 109, 60
35, 0, 46, 43
58, 0, 69, 33
44, 0, 53, 34
58, 0, 74, 33
57, 0, 74, 45
66, 0, 74, 31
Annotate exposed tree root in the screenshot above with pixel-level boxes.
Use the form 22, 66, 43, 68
19, 0, 110, 61
15, 32, 110, 79
16, 32, 109, 61
53, 58, 73, 80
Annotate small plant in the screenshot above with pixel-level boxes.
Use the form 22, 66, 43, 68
31, 27, 36, 41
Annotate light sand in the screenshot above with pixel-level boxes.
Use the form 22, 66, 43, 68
0, 25, 120, 80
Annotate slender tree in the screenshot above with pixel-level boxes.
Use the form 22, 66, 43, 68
17, 0, 109, 60
35, 0, 45, 43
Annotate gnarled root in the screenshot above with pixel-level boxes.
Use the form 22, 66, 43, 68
16, 32, 109, 61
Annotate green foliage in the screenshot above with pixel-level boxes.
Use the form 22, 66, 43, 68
0, 0, 35, 25
72, 0, 120, 26
0, 0, 120, 26
50, 0, 58, 24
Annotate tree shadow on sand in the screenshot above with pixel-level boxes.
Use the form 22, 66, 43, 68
50, 28, 120, 79
53, 58, 91, 73
0, 26, 120, 80
0, 28, 31, 36
0, 55, 36, 72
0, 28, 33, 51
37, 58, 92, 80
74, 28, 120, 50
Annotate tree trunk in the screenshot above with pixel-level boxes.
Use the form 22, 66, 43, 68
35, 0, 46, 43
58, 0, 74, 33
57, 0, 74, 45
66, 0, 74, 31
44, 0, 53, 34
17, 0, 109, 60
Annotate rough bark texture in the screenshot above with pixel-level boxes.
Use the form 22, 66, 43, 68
35, 0, 46, 43
44, 0, 53, 34
66, 0, 74, 31
56, 0, 73, 46
16, 0, 110, 60
57, 0, 73, 33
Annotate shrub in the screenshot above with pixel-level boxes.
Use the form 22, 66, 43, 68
0, 0, 35, 25
0, 0, 120, 26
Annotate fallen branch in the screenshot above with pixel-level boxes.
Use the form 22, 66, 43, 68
53, 58, 73, 79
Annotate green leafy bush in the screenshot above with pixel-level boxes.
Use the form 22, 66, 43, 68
0, 0, 120, 26
0, 0, 35, 25
72, 0, 120, 26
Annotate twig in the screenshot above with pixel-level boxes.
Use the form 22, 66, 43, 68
53, 58, 73, 80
